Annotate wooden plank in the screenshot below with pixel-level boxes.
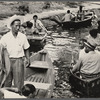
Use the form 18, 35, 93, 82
30, 61, 49, 69
24, 81, 52, 90
27, 35, 44, 40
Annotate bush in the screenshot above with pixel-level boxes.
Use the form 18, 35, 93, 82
43, 2, 51, 9
18, 3, 29, 15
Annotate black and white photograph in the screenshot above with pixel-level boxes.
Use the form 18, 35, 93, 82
0, 1, 100, 98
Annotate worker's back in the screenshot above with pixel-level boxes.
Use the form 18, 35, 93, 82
63, 13, 72, 22
80, 51, 100, 74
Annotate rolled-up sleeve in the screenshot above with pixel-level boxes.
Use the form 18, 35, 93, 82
23, 35, 30, 50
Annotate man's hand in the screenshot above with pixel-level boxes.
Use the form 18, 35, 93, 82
25, 59, 30, 68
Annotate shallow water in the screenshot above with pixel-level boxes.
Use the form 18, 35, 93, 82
44, 24, 97, 98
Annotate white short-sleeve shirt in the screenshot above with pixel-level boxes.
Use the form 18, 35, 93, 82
80, 51, 100, 74
0, 31, 30, 58
30, 19, 45, 30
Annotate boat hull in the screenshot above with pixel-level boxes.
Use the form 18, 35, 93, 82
27, 34, 47, 52
62, 17, 92, 29
69, 71, 100, 97
24, 49, 55, 98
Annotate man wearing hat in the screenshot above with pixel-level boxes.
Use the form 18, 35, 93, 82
85, 29, 100, 51
72, 38, 100, 79
0, 15, 30, 91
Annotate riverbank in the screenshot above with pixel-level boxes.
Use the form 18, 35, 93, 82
0, 1, 100, 27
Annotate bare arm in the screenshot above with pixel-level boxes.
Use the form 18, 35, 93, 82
24, 48, 30, 60
24, 48, 30, 67
72, 59, 82, 73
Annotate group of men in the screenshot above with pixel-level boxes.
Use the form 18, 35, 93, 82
72, 28, 100, 79
0, 14, 46, 98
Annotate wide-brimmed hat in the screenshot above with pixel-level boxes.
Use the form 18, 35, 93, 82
7, 14, 24, 29
84, 38, 97, 50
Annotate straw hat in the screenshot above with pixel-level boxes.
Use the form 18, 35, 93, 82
84, 38, 97, 50
7, 14, 24, 29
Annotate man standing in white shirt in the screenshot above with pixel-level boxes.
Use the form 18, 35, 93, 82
0, 15, 30, 92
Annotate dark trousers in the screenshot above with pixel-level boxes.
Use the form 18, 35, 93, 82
4, 58, 24, 91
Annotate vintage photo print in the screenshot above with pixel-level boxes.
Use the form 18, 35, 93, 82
0, 1, 100, 99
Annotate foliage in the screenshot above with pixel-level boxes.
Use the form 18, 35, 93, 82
18, 2, 29, 15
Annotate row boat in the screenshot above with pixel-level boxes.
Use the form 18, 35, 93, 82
26, 33, 47, 52
24, 49, 55, 98
48, 11, 94, 30
62, 16, 92, 29
69, 70, 100, 97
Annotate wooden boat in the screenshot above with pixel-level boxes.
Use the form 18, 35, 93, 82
49, 12, 93, 30
24, 49, 55, 98
27, 33, 47, 52
69, 70, 100, 97
62, 16, 92, 29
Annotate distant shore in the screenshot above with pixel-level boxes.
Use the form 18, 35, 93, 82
0, 1, 100, 27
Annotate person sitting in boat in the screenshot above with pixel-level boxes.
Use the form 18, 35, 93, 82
62, 10, 75, 22
30, 15, 48, 35
77, 5, 85, 21
71, 39, 87, 66
78, 39, 87, 60
21, 21, 34, 35
72, 38, 100, 79
85, 29, 100, 52
0, 84, 36, 98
